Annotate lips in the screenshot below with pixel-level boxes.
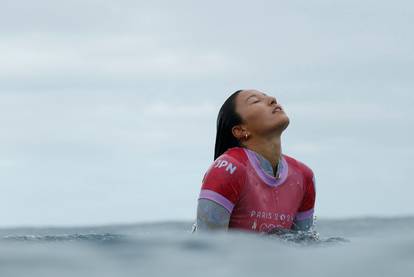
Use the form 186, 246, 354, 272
272, 106, 283, 113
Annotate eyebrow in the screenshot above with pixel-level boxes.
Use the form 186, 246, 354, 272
245, 93, 267, 103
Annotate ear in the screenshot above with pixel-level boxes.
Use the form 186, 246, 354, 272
231, 125, 245, 141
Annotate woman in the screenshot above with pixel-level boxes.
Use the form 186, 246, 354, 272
195, 89, 316, 233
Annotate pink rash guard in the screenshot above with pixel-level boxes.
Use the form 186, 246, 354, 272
198, 147, 316, 233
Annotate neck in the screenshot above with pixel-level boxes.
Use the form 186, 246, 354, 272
243, 135, 282, 173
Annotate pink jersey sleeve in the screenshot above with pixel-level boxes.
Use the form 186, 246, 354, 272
198, 154, 245, 213
295, 166, 316, 221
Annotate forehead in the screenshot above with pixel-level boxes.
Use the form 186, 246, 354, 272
238, 89, 267, 101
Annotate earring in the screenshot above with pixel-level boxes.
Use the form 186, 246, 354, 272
245, 133, 248, 140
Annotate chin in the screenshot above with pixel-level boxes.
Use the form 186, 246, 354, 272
265, 114, 290, 135
274, 114, 290, 133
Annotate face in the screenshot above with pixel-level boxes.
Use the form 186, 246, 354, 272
234, 89, 290, 138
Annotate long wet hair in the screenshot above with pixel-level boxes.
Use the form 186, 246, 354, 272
214, 90, 244, 160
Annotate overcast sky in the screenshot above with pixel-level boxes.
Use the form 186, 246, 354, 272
1, 0, 413, 227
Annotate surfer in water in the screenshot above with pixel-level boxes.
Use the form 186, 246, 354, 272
195, 89, 316, 234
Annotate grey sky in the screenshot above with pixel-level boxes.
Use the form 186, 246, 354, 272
1, 0, 413, 227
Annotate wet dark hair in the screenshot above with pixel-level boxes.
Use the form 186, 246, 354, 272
214, 90, 244, 160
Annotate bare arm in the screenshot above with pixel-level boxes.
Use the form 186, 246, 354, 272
196, 199, 231, 232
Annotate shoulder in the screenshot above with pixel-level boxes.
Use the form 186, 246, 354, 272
200, 147, 248, 205
283, 154, 314, 179
223, 147, 249, 164
284, 155, 316, 201
202, 147, 248, 182
213, 147, 249, 171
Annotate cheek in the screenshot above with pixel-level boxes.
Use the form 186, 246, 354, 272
244, 108, 269, 126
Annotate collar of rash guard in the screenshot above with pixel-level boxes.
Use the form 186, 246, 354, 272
243, 148, 289, 188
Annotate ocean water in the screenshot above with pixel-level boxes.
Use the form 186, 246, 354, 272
1, 217, 413, 277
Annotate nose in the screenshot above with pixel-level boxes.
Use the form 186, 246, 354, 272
268, 96, 277, 105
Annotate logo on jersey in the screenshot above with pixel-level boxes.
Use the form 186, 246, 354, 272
250, 210, 294, 222
213, 159, 237, 175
